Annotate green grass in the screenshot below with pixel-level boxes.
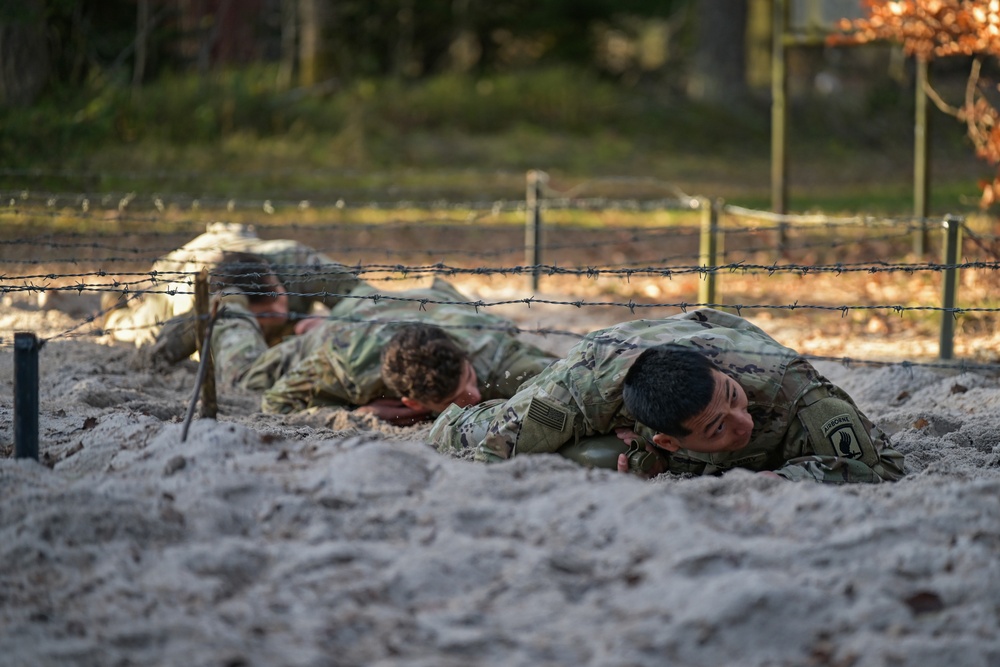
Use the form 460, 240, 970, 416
0, 64, 989, 217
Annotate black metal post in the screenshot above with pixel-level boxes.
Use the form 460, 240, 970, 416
525, 170, 543, 292
14, 332, 40, 461
939, 215, 962, 360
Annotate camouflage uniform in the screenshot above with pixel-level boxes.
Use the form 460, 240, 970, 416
104, 222, 362, 351
252, 278, 557, 412
428, 308, 906, 484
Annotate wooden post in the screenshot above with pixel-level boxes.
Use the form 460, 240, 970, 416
913, 57, 930, 257
771, 0, 789, 215
698, 197, 720, 306
938, 215, 962, 360
194, 268, 217, 419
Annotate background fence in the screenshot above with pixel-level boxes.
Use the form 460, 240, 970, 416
3, 170, 1000, 374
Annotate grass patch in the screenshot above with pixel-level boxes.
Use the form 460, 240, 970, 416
0, 65, 989, 218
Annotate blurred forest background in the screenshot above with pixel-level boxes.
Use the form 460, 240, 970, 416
0, 0, 992, 211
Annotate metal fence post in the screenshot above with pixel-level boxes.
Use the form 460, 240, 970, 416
938, 215, 963, 360
525, 170, 544, 292
698, 197, 720, 305
14, 332, 40, 461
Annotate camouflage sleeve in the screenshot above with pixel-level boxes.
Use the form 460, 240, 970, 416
482, 340, 557, 399
774, 450, 905, 484
238, 334, 312, 393
210, 298, 268, 388
280, 245, 364, 312
675, 308, 775, 339
775, 427, 907, 484
427, 400, 509, 454
260, 348, 355, 414
426, 366, 580, 463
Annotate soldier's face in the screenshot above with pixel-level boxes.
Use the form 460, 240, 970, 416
656, 370, 754, 454
419, 360, 482, 414
250, 276, 289, 341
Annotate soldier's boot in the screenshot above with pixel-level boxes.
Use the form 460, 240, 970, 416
145, 314, 199, 365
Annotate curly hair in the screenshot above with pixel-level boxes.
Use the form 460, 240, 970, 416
380, 323, 468, 404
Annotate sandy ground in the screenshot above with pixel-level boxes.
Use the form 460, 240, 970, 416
2, 282, 1000, 667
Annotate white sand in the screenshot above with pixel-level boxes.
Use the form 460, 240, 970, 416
2, 289, 1000, 667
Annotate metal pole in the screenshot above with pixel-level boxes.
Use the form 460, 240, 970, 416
698, 197, 719, 305
525, 170, 544, 292
938, 215, 962, 360
913, 57, 930, 257
771, 0, 789, 215
14, 332, 40, 461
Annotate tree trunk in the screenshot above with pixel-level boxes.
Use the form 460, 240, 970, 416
276, 0, 297, 90
133, 0, 150, 92
0, 0, 49, 107
688, 0, 748, 102
298, 0, 337, 86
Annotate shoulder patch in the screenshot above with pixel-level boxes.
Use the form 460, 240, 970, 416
797, 396, 878, 466
526, 396, 567, 432
820, 413, 864, 459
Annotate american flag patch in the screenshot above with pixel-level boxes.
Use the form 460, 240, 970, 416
526, 397, 567, 432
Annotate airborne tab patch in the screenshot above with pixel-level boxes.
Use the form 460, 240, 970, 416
797, 395, 879, 467
820, 414, 863, 459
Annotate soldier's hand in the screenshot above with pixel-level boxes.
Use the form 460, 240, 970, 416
616, 441, 667, 478
614, 426, 639, 445
757, 470, 784, 480
354, 398, 432, 426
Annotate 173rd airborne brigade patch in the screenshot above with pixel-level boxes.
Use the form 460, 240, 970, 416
798, 397, 878, 467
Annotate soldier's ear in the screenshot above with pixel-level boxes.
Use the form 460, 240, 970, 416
652, 433, 681, 452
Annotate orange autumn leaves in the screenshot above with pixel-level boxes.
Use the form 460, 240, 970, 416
833, 1, 1000, 209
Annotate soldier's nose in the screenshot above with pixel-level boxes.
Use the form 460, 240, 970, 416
735, 410, 753, 435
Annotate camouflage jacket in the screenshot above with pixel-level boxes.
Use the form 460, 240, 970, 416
428, 308, 906, 484
106, 222, 362, 348
208, 294, 271, 389
258, 278, 557, 413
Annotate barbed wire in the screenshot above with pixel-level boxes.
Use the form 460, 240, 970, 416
4, 255, 999, 290
3, 186, 994, 384
5, 307, 998, 377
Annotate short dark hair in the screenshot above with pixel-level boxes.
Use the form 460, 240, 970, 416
381, 323, 468, 404
213, 251, 280, 304
622, 344, 718, 437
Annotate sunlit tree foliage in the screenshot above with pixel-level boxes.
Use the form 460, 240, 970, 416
834, 0, 1000, 208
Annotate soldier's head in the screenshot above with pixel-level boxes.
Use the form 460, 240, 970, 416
381, 323, 482, 413
214, 251, 289, 340
623, 344, 753, 454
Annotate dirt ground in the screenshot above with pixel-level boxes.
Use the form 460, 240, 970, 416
2, 220, 1000, 666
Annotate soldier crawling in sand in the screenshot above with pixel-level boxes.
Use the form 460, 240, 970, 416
203, 256, 557, 425
102, 222, 362, 364
429, 308, 906, 484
